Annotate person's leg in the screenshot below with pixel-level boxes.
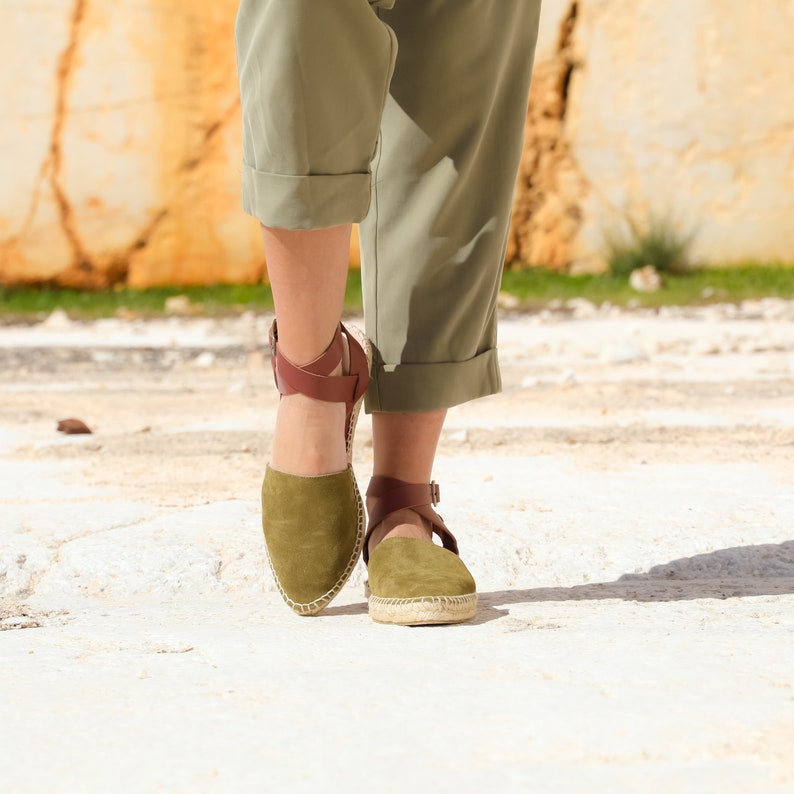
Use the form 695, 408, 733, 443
236, 0, 397, 230
237, 0, 396, 471
366, 409, 446, 553
361, 0, 542, 411
263, 224, 351, 477
361, 1, 543, 554
236, 0, 397, 614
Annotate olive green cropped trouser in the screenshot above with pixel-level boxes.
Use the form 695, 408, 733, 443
236, 0, 542, 412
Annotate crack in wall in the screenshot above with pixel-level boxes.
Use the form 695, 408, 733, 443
1, 94, 239, 277
1, 0, 97, 286
50, 0, 91, 275
119, 97, 241, 283
507, 0, 587, 271
2, 4, 247, 289
0, 1, 89, 283
2, 2, 242, 289
70, 94, 240, 288
0, 162, 48, 274
180, 97, 241, 172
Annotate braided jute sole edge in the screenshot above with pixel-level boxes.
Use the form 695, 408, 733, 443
367, 592, 478, 626
265, 325, 372, 617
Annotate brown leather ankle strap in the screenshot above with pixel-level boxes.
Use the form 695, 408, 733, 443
269, 321, 368, 407
363, 475, 459, 565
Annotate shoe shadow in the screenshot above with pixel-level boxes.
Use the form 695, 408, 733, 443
323, 541, 794, 625
322, 601, 369, 618
475, 540, 794, 625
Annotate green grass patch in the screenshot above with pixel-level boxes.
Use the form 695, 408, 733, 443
0, 273, 363, 322
0, 283, 272, 320
500, 264, 794, 309
1, 265, 793, 321
605, 215, 693, 277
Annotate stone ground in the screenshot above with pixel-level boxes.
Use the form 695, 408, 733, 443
1, 301, 793, 793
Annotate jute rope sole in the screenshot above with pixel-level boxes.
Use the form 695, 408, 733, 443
368, 592, 478, 626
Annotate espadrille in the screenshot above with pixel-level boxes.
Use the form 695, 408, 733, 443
262, 321, 370, 616
364, 477, 477, 625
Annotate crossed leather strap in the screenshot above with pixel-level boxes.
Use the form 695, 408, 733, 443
363, 476, 460, 565
269, 321, 369, 442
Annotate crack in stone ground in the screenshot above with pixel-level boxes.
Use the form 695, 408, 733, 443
0, 605, 69, 631
14, 514, 171, 600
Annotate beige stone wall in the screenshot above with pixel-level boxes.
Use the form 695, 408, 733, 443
510, 0, 794, 271
1, 0, 262, 288
2, 0, 793, 287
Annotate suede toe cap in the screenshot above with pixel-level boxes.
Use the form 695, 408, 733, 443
368, 537, 476, 599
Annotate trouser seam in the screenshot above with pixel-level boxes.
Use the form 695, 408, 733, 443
371, 7, 390, 405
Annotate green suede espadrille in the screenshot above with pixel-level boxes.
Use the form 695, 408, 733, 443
262, 465, 364, 615
263, 322, 370, 616
364, 477, 477, 625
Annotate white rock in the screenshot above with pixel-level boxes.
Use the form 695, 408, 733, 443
643, 339, 661, 356
558, 368, 577, 386
566, 298, 597, 319
739, 300, 764, 317
629, 265, 663, 293
690, 339, 720, 356
760, 298, 790, 321
164, 295, 192, 315
521, 375, 540, 389
42, 308, 72, 330
601, 344, 647, 365
738, 339, 765, 355
193, 351, 216, 368
497, 291, 520, 310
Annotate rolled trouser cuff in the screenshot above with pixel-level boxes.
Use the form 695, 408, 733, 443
365, 348, 501, 413
242, 165, 372, 230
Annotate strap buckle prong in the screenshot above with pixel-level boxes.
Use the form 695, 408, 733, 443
430, 481, 440, 506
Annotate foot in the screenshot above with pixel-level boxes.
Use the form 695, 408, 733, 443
363, 478, 476, 625
365, 504, 433, 560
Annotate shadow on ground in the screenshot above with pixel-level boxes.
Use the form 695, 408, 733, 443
323, 541, 794, 624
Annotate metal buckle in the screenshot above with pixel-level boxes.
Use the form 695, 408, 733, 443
430, 480, 440, 506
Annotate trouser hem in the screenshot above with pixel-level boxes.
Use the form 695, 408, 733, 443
241, 164, 372, 230
365, 348, 501, 413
